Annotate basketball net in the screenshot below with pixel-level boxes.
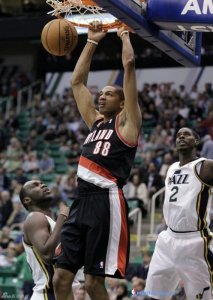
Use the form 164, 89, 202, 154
46, 0, 124, 30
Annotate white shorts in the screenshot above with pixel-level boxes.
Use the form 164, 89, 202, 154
145, 229, 213, 300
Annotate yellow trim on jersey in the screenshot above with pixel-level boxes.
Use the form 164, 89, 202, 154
196, 184, 202, 230
32, 247, 50, 289
43, 287, 48, 300
196, 184, 212, 231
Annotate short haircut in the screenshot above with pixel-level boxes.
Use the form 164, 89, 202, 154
191, 129, 200, 141
19, 186, 29, 211
177, 128, 200, 142
113, 85, 125, 101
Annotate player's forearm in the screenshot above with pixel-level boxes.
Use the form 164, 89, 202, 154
42, 214, 67, 264
121, 32, 135, 69
71, 42, 97, 86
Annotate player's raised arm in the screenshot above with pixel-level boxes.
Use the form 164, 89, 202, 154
71, 22, 107, 129
24, 205, 69, 264
117, 27, 142, 145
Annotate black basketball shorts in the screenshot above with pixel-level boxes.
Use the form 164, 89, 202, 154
55, 185, 129, 278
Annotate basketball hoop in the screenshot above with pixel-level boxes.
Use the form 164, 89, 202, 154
46, 0, 124, 30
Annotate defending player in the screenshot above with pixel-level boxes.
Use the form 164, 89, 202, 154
53, 22, 142, 300
145, 127, 213, 300
20, 180, 70, 300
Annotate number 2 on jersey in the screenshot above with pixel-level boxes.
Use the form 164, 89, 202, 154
169, 186, 179, 202
93, 141, 111, 156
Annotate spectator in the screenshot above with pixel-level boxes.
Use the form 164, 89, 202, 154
3, 137, 23, 173
201, 134, 213, 159
4, 109, 19, 133
0, 190, 13, 227
66, 142, 81, 167
39, 151, 55, 174
126, 250, 151, 282
178, 84, 187, 100
115, 281, 129, 300
204, 82, 213, 98
22, 151, 39, 173
43, 125, 57, 142
125, 173, 148, 218
74, 286, 89, 300
6, 180, 26, 228
106, 277, 120, 300
188, 100, 203, 120
188, 84, 198, 101
49, 184, 67, 211
60, 171, 78, 202
131, 277, 146, 300
143, 162, 163, 201
0, 241, 17, 267
15, 249, 34, 300
159, 152, 173, 180
14, 168, 28, 185
0, 165, 11, 192
178, 100, 189, 119
0, 226, 14, 250
0, 119, 9, 151
201, 110, 213, 135
193, 117, 209, 139
31, 115, 47, 134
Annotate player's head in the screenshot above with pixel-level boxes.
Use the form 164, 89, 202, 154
19, 180, 52, 211
176, 127, 200, 151
98, 85, 124, 117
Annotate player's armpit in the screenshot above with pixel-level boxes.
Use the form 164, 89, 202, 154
116, 111, 141, 145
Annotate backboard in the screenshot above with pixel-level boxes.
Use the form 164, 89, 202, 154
94, 0, 202, 67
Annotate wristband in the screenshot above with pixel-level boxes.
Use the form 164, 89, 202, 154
120, 30, 129, 39
87, 39, 98, 45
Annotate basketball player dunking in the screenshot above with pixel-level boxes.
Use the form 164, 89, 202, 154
53, 22, 142, 300
145, 127, 213, 300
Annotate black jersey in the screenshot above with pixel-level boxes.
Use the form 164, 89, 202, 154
77, 114, 138, 188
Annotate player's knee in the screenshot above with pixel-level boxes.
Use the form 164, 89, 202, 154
53, 268, 73, 292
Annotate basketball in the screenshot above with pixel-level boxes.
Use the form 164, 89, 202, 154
41, 19, 78, 56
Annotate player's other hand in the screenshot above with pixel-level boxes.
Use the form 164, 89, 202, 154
88, 21, 107, 43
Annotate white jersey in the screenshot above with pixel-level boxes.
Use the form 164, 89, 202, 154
23, 215, 56, 296
163, 157, 213, 232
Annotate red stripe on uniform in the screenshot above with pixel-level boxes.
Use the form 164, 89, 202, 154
79, 156, 117, 183
117, 189, 128, 277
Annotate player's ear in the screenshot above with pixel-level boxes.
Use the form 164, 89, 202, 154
120, 100, 124, 109
23, 197, 31, 206
195, 139, 200, 146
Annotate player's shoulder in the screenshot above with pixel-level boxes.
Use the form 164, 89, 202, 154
24, 212, 49, 227
202, 158, 213, 165
201, 158, 213, 173
168, 161, 179, 170
199, 158, 213, 186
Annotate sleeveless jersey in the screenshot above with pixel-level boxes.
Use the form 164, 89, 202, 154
23, 215, 55, 295
163, 158, 213, 232
77, 114, 138, 188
